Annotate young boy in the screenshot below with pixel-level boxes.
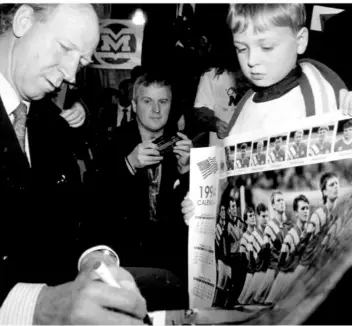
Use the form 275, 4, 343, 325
226, 4, 351, 138
182, 4, 351, 222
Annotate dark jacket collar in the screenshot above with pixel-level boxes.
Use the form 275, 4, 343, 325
253, 65, 303, 103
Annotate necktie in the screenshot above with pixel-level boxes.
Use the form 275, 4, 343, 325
121, 108, 128, 126
13, 102, 27, 152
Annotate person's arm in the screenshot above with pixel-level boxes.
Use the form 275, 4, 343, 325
193, 71, 219, 131
0, 247, 147, 325
0, 283, 45, 325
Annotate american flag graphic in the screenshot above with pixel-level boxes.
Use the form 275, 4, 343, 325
197, 157, 218, 179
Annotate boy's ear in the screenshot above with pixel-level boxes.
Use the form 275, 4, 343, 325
296, 27, 309, 55
12, 4, 35, 38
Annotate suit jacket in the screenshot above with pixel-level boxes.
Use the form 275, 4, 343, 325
0, 95, 87, 305
97, 103, 136, 145
92, 120, 189, 274
0, 95, 82, 191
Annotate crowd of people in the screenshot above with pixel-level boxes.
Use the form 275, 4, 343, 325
211, 169, 350, 311
0, 2, 351, 325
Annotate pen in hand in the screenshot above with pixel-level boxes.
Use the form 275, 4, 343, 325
93, 261, 153, 325
93, 261, 121, 288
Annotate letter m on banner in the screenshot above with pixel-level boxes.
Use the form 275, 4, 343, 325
197, 157, 218, 179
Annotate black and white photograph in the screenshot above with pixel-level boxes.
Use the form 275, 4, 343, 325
287, 129, 310, 160
251, 138, 268, 167
225, 145, 235, 171
0, 2, 351, 326
334, 118, 352, 153
267, 134, 288, 164
235, 141, 251, 169
213, 158, 351, 311
308, 124, 335, 156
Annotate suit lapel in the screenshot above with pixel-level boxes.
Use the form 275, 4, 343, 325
0, 96, 30, 166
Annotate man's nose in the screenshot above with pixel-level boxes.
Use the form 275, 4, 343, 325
152, 102, 160, 113
59, 54, 80, 85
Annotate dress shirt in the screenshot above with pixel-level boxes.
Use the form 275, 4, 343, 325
0, 73, 31, 165
117, 104, 132, 127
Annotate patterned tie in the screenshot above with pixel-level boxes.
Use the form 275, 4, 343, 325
13, 102, 27, 152
121, 108, 128, 126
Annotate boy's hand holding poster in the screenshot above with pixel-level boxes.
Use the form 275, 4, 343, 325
188, 110, 351, 324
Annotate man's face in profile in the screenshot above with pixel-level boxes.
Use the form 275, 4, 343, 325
273, 193, 285, 214
12, 4, 100, 101
228, 189, 237, 220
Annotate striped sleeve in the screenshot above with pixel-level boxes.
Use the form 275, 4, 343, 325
0, 283, 45, 325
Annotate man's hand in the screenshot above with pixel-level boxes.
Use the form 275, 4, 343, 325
216, 119, 229, 139
127, 141, 163, 170
181, 192, 195, 226
339, 89, 352, 116
174, 132, 192, 174
60, 102, 86, 128
33, 265, 147, 325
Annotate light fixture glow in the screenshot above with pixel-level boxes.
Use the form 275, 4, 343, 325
132, 9, 146, 25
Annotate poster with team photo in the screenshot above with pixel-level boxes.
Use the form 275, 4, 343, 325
187, 113, 352, 324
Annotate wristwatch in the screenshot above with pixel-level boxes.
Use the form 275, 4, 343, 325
78, 245, 120, 271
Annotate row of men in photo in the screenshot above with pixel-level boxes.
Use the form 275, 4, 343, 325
224, 118, 352, 170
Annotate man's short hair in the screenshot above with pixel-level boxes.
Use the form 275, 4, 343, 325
256, 202, 268, 215
133, 71, 172, 101
241, 143, 248, 150
0, 4, 101, 35
320, 171, 338, 203
293, 194, 309, 212
243, 206, 254, 222
227, 4, 306, 35
318, 125, 329, 133
343, 120, 352, 131
270, 190, 283, 205
295, 130, 304, 137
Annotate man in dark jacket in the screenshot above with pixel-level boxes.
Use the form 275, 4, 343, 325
96, 71, 192, 282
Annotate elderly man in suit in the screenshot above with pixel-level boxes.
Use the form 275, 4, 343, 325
0, 3, 153, 325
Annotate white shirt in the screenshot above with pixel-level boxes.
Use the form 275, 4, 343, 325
229, 61, 338, 139
0, 73, 31, 165
194, 69, 238, 146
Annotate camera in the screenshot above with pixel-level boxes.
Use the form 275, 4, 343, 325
152, 134, 181, 155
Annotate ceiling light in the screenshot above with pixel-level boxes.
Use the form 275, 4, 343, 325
132, 9, 146, 25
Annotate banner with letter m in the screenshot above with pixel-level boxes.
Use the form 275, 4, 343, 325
92, 19, 144, 70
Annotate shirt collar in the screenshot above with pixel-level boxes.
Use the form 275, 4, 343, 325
0, 72, 30, 116
118, 103, 131, 112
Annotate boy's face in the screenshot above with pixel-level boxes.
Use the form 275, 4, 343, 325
233, 23, 307, 87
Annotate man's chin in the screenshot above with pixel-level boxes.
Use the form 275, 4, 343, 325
29, 92, 46, 101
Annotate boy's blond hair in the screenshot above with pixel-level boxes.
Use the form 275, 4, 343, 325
227, 4, 306, 35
